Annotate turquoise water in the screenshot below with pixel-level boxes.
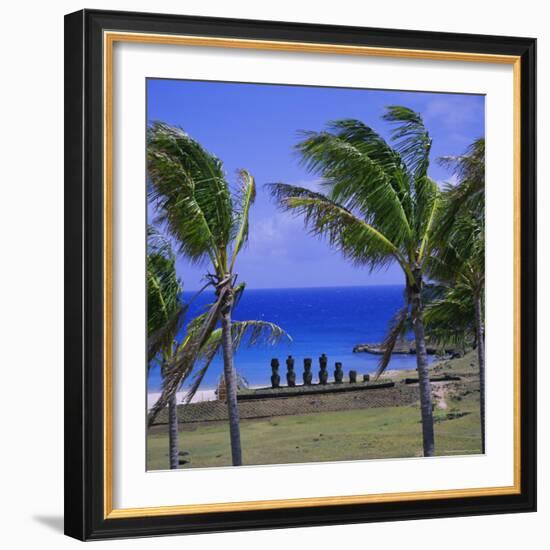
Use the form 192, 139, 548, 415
147, 285, 425, 391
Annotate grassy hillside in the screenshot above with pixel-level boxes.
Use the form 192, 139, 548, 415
147, 351, 482, 470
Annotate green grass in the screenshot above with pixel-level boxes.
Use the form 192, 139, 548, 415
147, 368, 482, 470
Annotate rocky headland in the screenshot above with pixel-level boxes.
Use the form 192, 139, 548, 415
353, 340, 459, 356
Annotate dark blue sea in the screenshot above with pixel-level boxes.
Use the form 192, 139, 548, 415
147, 285, 424, 392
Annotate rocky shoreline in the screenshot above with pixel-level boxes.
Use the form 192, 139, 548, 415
353, 340, 458, 356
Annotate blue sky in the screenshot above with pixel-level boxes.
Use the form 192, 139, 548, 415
147, 79, 484, 290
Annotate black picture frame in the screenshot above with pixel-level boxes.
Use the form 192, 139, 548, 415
64, 8, 536, 541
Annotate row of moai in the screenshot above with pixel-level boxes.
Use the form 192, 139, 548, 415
270, 354, 370, 389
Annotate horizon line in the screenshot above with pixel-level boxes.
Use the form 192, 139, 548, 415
181, 282, 404, 293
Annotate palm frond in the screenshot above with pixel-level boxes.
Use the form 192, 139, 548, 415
230, 169, 256, 271
423, 283, 476, 349
147, 286, 227, 426
146, 225, 184, 363
147, 224, 176, 259
374, 302, 411, 380
326, 119, 405, 176
438, 138, 485, 195
231, 320, 292, 349
182, 320, 290, 405
426, 203, 484, 352
147, 252, 182, 334
147, 304, 186, 364
295, 127, 413, 247
435, 138, 485, 238
233, 282, 246, 309
181, 362, 212, 406
418, 190, 441, 263
268, 183, 412, 278
180, 327, 223, 405
429, 207, 484, 287
321, 119, 414, 216
147, 122, 233, 267
383, 106, 432, 180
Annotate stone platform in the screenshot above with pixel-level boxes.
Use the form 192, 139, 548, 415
151, 382, 420, 425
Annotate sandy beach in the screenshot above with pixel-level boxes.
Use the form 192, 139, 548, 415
147, 389, 217, 410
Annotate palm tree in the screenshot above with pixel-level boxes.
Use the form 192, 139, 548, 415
427, 139, 486, 451
436, 138, 484, 234
423, 282, 476, 353
181, 318, 291, 407
269, 107, 441, 456
156, 313, 289, 469
426, 216, 485, 451
146, 122, 260, 466
147, 226, 184, 469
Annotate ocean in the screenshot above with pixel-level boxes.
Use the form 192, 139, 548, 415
147, 285, 429, 392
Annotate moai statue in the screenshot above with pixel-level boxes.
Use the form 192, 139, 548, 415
286, 355, 296, 387
303, 358, 313, 385
349, 370, 357, 383
363, 373, 370, 383
271, 358, 281, 389
319, 353, 329, 385
334, 362, 344, 384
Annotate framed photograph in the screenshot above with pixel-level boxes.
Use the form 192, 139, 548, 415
64, 9, 536, 540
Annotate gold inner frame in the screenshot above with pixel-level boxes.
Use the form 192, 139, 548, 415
103, 30, 522, 519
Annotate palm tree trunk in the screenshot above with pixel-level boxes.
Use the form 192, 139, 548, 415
412, 285, 435, 457
168, 392, 179, 469
220, 303, 243, 466
474, 293, 486, 453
